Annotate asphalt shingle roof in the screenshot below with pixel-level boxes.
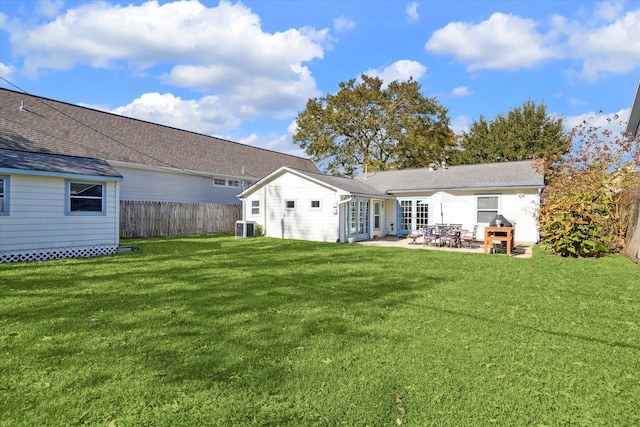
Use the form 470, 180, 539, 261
0, 148, 122, 179
355, 160, 544, 193
0, 88, 319, 179
291, 168, 389, 197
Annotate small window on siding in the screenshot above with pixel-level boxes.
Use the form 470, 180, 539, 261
251, 200, 260, 215
310, 200, 321, 210
228, 180, 240, 187
68, 181, 105, 214
213, 178, 226, 186
476, 195, 499, 223
0, 176, 8, 215
285, 200, 296, 211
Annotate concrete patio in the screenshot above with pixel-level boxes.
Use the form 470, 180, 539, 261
356, 236, 533, 258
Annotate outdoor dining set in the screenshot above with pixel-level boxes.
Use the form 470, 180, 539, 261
408, 224, 478, 248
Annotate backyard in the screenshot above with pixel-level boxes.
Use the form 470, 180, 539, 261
1, 235, 638, 426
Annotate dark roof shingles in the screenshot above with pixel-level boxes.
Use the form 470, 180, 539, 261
0, 88, 319, 179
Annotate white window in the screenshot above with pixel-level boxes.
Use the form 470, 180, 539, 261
251, 200, 260, 215
373, 201, 381, 230
310, 200, 321, 210
213, 178, 226, 186
67, 181, 105, 214
228, 180, 240, 187
0, 176, 8, 215
285, 200, 296, 211
476, 195, 500, 223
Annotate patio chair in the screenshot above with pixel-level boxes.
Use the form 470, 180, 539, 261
460, 225, 478, 248
407, 229, 423, 244
423, 227, 438, 246
438, 225, 456, 247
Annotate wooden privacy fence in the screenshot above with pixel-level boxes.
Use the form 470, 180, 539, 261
618, 189, 640, 264
120, 201, 242, 238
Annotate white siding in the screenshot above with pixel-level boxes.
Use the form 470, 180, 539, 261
0, 174, 119, 251
115, 165, 249, 204
251, 173, 340, 242
392, 189, 540, 243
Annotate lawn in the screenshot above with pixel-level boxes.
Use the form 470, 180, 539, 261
1, 235, 639, 426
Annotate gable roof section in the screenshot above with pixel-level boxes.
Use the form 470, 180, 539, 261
0, 88, 319, 179
239, 166, 389, 199
627, 78, 640, 138
0, 148, 122, 180
356, 160, 544, 193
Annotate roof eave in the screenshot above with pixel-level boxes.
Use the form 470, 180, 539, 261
626, 78, 640, 136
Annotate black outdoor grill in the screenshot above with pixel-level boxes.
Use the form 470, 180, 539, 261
489, 215, 512, 228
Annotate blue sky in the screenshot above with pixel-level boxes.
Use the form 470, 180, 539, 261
1, 0, 639, 158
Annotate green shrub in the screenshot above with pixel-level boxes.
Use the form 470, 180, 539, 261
538, 188, 620, 257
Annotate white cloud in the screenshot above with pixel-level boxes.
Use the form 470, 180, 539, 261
425, 6, 640, 81
9, 0, 328, 117
111, 92, 241, 135
238, 131, 307, 157
365, 60, 427, 85
35, 0, 64, 19
426, 12, 561, 71
406, 2, 419, 23
451, 86, 472, 97
0, 63, 15, 81
334, 15, 355, 32
563, 108, 630, 136
450, 115, 471, 134
561, 9, 640, 81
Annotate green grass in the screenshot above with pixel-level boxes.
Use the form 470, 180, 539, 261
1, 236, 639, 426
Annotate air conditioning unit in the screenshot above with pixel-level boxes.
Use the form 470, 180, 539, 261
235, 220, 256, 238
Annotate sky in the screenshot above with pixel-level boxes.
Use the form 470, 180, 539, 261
1, 0, 639, 160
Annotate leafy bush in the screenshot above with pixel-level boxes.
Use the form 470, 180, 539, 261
536, 112, 639, 257
538, 188, 620, 257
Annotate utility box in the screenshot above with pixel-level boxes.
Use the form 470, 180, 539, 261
235, 220, 256, 238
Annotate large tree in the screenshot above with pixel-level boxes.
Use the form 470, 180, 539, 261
451, 100, 568, 165
293, 74, 454, 177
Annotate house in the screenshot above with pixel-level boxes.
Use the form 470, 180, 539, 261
0, 148, 122, 262
239, 167, 392, 242
0, 88, 319, 204
0, 87, 319, 261
239, 160, 544, 244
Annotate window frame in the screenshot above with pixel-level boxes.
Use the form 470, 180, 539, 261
284, 199, 296, 211
310, 199, 321, 211
66, 180, 106, 216
0, 176, 9, 215
475, 194, 501, 224
373, 201, 381, 230
251, 199, 260, 216
213, 178, 226, 186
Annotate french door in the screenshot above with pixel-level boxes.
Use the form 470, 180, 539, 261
346, 199, 369, 241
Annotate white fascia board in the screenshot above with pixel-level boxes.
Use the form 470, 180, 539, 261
626, 78, 640, 136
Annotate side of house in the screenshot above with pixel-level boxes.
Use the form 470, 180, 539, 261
240, 161, 544, 244
360, 160, 544, 244
239, 167, 391, 243
0, 149, 122, 262
0, 88, 320, 206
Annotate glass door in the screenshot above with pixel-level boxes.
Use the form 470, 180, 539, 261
346, 199, 370, 241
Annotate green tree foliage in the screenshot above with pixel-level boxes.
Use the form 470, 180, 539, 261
536, 113, 640, 257
451, 101, 568, 165
293, 74, 453, 177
